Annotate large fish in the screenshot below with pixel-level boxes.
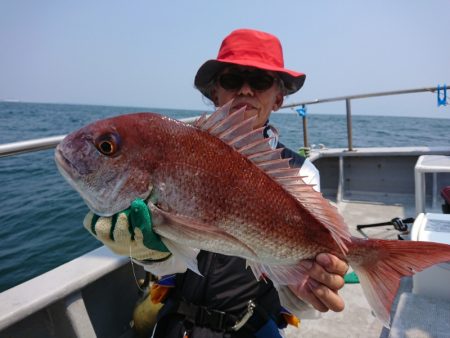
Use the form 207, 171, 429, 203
55, 102, 450, 326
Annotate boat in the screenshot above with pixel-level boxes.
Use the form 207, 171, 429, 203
0, 87, 449, 338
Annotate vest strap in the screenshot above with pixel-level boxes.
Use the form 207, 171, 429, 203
164, 298, 277, 333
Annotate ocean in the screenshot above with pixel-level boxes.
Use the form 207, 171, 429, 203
0, 101, 449, 293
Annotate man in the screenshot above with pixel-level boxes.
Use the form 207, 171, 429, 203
87, 29, 348, 337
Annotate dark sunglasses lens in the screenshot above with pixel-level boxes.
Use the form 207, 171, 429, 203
248, 74, 274, 90
219, 74, 243, 90
219, 72, 275, 91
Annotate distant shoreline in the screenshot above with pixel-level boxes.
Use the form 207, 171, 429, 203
0, 99, 21, 103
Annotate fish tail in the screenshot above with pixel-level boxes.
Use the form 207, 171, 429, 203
348, 238, 450, 326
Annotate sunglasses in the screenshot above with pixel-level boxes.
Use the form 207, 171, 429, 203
218, 71, 276, 91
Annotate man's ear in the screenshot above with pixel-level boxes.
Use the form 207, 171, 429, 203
273, 93, 284, 111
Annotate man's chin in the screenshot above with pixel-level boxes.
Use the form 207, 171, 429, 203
229, 106, 262, 127
231, 105, 251, 112
242, 108, 257, 117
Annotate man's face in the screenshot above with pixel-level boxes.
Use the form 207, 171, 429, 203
212, 66, 284, 129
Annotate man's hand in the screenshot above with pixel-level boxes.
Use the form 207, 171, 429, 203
292, 253, 348, 312
84, 199, 171, 261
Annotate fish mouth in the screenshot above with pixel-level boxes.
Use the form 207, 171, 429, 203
55, 149, 80, 180
54, 156, 104, 216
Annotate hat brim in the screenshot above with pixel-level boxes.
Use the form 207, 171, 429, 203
194, 59, 306, 100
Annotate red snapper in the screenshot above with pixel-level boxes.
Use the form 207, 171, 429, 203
55, 103, 450, 326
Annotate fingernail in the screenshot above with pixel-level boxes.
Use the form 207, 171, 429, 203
316, 253, 330, 266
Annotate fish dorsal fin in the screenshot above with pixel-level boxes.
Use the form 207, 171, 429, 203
197, 102, 351, 253
194, 100, 233, 130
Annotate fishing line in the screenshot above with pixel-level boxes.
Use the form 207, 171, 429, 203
129, 245, 145, 293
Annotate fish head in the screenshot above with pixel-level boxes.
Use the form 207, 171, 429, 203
55, 113, 160, 216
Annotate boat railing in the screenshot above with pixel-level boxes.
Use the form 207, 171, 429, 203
281, 85, 448, 151
1, 86, 448, 157
0, 135, 65, 158
0, 116, 199, 158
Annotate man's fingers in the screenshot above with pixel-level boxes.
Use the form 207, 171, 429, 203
87, 213, 133, 244
83, 212, 97, 235
308, 279, 345, 312
94, 217, 115, 242
316, 253, 349, 276
297, 255, 347, 312
292, 279, 329, 312
307, 260, 345, 291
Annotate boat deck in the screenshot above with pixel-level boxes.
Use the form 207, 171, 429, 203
286, 194, 440, 338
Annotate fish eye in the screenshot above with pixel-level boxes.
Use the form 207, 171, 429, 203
95, 133, 121, 156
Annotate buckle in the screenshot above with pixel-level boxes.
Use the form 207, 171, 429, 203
196, 306, 227, 330
210, 310, 226, 330
231, 300, 256, 331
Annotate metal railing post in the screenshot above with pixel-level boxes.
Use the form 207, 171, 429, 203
300, 104, 309, 149
302, 115, 308, 148
281, 85, 447, 152
337, 155, 344, 202
345, 99, 353, 151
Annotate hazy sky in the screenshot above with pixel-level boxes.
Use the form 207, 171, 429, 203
1, 1, 449, 118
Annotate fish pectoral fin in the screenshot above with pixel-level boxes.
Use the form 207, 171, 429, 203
150, 205, 258, 260
160, 238, 202, 276
246, 261, 309, 287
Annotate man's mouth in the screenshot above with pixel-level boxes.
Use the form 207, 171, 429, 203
232, 103, 256, 111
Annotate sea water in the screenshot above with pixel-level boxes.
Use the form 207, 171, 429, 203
0, 102, 449, 292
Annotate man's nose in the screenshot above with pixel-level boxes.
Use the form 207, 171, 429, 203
237, 82, 254, 96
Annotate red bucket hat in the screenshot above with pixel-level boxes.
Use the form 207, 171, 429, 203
194, 29, 306, 100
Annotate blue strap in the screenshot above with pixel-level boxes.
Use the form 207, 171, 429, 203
296, 105, 307, 117
156, 274, 176, 287
437, 84, 448, 107
254, 318, 284, 338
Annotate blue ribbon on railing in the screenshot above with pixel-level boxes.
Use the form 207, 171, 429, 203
437, 84, 448, 107
296, 105, 307, 117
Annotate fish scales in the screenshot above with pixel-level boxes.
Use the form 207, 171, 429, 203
150, 119, 326, 262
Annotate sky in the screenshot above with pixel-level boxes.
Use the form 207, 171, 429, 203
1, 0, 450, 118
